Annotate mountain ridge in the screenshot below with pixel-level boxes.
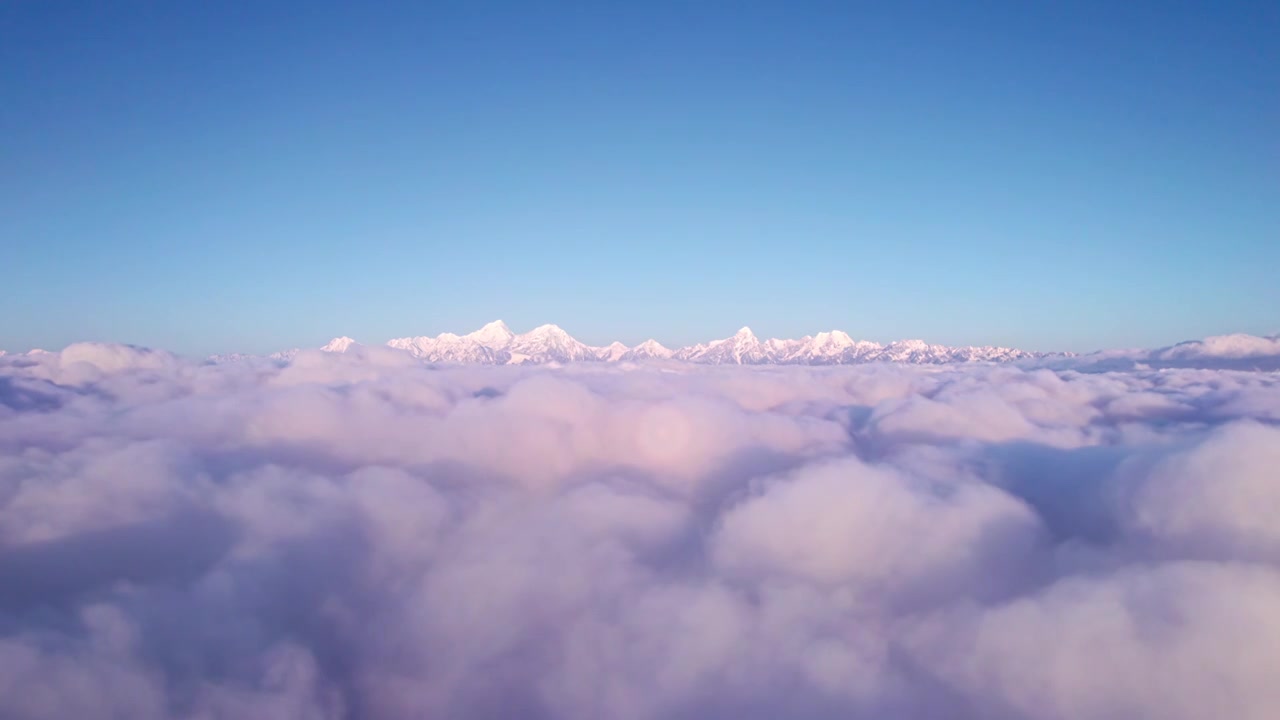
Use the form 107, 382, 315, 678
311, 321, 1047, 366
10, 324, 1277, 371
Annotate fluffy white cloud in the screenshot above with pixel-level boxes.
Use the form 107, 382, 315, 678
910, 562, 1280, 720
0, 347, 1278, 719
711, 457, 1042, 598
1156, 333, 1280, 361
1124, 422, 1280, 559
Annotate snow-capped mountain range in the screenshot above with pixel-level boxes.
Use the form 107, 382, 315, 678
5, 326, 1277, 371
282, 320, 1044, 366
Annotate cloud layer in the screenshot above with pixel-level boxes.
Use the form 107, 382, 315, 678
2, 344, 1279, 719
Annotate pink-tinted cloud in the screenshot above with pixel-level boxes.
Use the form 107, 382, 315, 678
0, 346, 1278, 718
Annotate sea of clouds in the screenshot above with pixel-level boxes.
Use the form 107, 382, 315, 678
2, 342, 1279, 719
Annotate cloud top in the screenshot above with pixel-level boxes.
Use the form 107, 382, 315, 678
1, 345, 1278, 718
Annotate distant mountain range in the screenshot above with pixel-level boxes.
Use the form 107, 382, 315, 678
237, 322, 1280, 371
267, 320, 1047, 366
4, 323, 1277, 371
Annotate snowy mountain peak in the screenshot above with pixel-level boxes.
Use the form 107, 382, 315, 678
597, 341, 629, 362
678, 326, 768, 364
890, 339, 930, 351
812, 330, 854, 347
621, 339, 674, 361
321, 337, 357, 353
466, 320, 516, 349
527, 324, 569, 338
507, 324, 591, 363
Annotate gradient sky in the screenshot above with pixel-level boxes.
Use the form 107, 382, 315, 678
3, 1, 1277, 355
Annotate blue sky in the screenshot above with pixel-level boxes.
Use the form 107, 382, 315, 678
3, 1, 1277, 355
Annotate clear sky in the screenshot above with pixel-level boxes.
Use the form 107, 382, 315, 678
3, 1, 1277, 355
